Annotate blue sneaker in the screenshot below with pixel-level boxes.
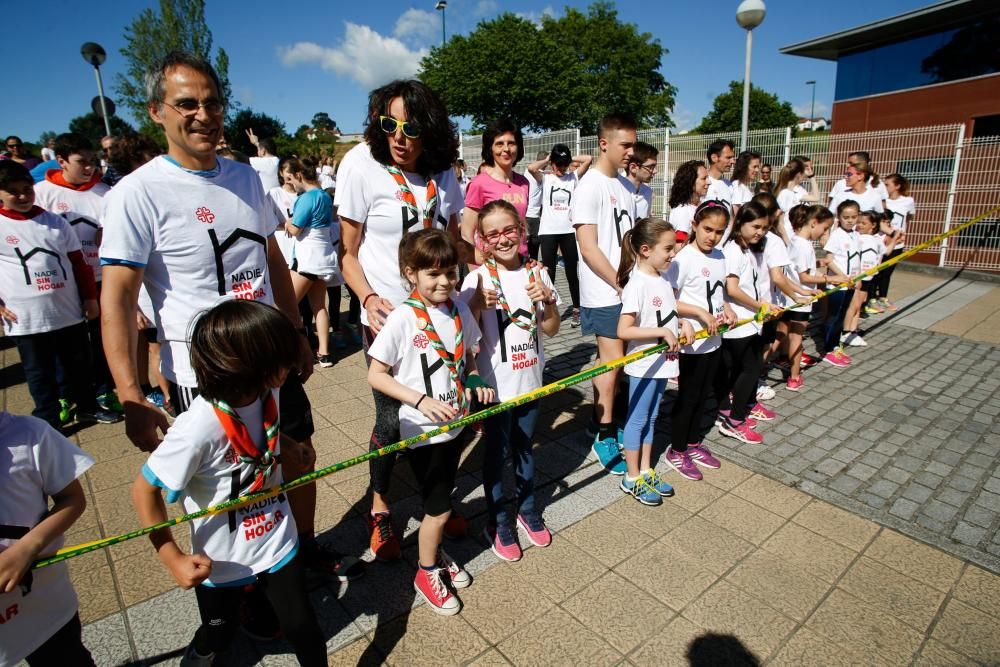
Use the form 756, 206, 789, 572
644, 469, 675, 497
592, 436, 626, 475
145, 388, 166, 409
620, 475, 662, 506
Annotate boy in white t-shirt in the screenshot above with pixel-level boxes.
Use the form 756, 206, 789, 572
625, 141, 658, 219
0, 411, 95, 666
0, 161, 119, 428
133, 300, 325, 664
571, 113, 638, 475
33, 132, 122, 418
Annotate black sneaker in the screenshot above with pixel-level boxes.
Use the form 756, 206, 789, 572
302, 538, 365, 582
317, 354, 334, 368
76, 408, 123, 424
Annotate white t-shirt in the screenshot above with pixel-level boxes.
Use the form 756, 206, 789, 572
620, 270, 680, 378
885, 196, 914, 249
458, 264, 560, 401
829, 177, 888, 204
250, 155, 281, 192
731, 181, 753, 207
669, 204, 696, 237
334, 143, 462, 326
761, 232, 792, 306
665, 244, 726, 354
40, 147, 56, 162
0, 412, 94, 665
34, 177, 109, 282
100, 156, 278, 386
704, 175, 733, 211
571, 170, 636, 308
539, 172, 578, 235
0, 208, 85, 336
858, 234, 886, 279
268, 186, 297, 265
634, 182, 653, 220
824, 226, 861, 282
367, 299, 481, 445
829, 185, 885, 215
525, 171, 543, 218
787, 235, 816, 314
289, 189, 340, 282
722, 241, 766, 338
142, 392, 297, 586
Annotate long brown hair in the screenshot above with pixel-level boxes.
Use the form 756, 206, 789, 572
617, 218, 675, 289
775, 158, 805, 194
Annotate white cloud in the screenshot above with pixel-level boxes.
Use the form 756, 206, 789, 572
475, 0, 498, 15
278, 22, 428, 89
793, 101, 829, 119
516, 5, 555, 26
393, 9, 441, 47
671, 103, 699, 133
236, 85, 253, 106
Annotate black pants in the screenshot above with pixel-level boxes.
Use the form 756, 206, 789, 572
192, 554, 324, 665
14, 322, 99, 427
362, 324, 402, 496
874, 248, 903, 299
406, 437, 463, 516
539, 233, 580, 308
525, 216, 541, 261
671, 350, 722, 452
25, 613, 94, 667
718, 334, 764, 421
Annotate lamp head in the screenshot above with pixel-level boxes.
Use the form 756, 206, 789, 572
81, 42, 107, 67
735, 0, 766, 30
435, 1, 447, 9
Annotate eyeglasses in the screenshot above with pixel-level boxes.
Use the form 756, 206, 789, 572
638, 162, 657, 174
379, 115, 420, 139
162, 99, 225, 117
844, 171, 862, 177
482, 225, 521, 245
6, 143, 22, 149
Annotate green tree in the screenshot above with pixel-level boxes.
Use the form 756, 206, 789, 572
115, 0, 231, 137
68, 113, 136, 148
694, 81, 799, 134
225, 109, 288, 155
419, 3, 675, 133
38, 130, 57, 146
311, 112, 337, 133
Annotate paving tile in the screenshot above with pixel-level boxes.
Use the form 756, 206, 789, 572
70, 562, 121, 624
663, 476, 726, 513
628, 615, 708, 665
80, 612, 135, 666
664, 516, 755, 576
613, 539, 718, 612
325, 638, 387, 667
805, 589, 923, 664
768, 627, 872, 667
371, 611, 487, 667
913, 639, 975, 667
561, 508, 656, 568
725, 550, 831, 622
698, 463, 753, 491
696, 493, 786, 546
930, 597, 1000, 664
681, 581, 796, 660
837, 557, 946, 632
338, 558, 420, 635
458, 562, 555, 645
791, 500, 880, 552
127, 587, 201, 662
730, 474, 810, 519
862, 530, 964, 593
466, 648, 513, 666
562, 571, 671, 655
602, 494, 693, 539
496, 606, 622, 667
114, 547, 184, 607
952, 565, 1000, 617
508, 535, 606, 604
85, 451, 147, 492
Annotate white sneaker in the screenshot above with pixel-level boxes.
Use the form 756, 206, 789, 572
756, 382, 776, 401
843, 332, 867, 347
436, 548, 471, 588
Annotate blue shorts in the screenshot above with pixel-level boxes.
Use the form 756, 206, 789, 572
580, 304, 622, 339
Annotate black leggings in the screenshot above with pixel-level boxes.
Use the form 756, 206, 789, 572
672, 349, 722, 452
25, 613, 94, 666
718, 334, 764, 421
874, 248, 903, 300
327, 284, 361, 330
192, 554, 324, 665
362, 324, 402, 496
539, 233, 580, 308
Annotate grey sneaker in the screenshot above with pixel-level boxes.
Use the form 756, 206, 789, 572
76, 408, 122, 424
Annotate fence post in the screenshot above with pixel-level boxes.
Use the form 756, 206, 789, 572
782, 127, 792, 165
939, 124, 966, 268
574, 129, 581, 157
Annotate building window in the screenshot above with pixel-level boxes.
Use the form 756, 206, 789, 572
972, 115, 1000, 138
894, 157, 955, 184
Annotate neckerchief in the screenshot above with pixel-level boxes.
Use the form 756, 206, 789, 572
385, 164, 438, 229
485, 257, 539, 343
404, 291, 467, 415
45, 169, 102, 191
212, 393, 280, 495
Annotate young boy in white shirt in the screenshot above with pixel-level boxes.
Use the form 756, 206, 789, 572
625, 141, 658, 219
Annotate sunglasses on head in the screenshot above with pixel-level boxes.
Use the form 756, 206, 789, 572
379, 115, 420, 139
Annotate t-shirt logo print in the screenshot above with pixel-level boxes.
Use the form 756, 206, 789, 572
195, 206, 216, 224
652, 296, 663, 308
56, 202, 69, 212
5, 235, 18, 245
413, 333, 429, 349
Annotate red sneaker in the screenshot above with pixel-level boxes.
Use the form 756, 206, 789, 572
414, 567, 461, 616
367, 512, 401, 561
786, 376, 805, 392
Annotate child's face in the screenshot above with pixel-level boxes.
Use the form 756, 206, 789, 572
0, 180, 35, 213
480, 211, 521, 264
856, 216, 875, 234
839, 207, 859, 231
644, 230, 677, 273
58, 151, 97, 185
740, 217, 768, 245
808, 219, 829, 240
693, 212, 728, 252
885, 179, 898, 196
406, 264, 458, 304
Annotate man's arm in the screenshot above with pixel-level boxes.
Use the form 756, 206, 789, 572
526, 157, 549, 183
575, 224, 620, 293
574, 154, 594, 178
266, 238, 313, 382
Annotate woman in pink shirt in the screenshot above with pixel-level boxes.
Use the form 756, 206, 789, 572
461, 118, 530, 259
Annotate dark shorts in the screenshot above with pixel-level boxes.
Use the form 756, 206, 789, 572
404, 437, 463, 516
760, 320, 778, 344
859, 280, 873, 294
781, 310, 811, 323
289, 258, 320, 282
580, 304, 622, 339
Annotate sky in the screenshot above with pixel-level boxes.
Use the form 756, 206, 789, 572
7, 0, 933, 143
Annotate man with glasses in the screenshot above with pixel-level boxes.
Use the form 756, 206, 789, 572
625, 141, 658, 219
5, 136, 41, 170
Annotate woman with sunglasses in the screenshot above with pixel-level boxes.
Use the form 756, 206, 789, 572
335, 79, 467, 562
829, 162, 884, 216
461, 118, 531, 263
4, 136, 41, 170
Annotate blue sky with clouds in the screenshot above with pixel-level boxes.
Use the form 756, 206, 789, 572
10, 0, 930, 143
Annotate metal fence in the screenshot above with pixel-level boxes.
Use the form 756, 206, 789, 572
461, 123, 1000, 271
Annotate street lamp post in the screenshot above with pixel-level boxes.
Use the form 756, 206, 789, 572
435, 1, 447, 48
81, 42, 112, 137
736, 0, 766, 152
806, 80, 817, 129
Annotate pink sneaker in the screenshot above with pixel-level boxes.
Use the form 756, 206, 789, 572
836, 348, 853, 365
786, 376, 804, 392
718, 418, 764, 444
749, 402, 777, 421
484, 523, 522, 562
717, 409, 758, 429
517, 511, 552, 547
688, 443, 722, 469
822, 351, 850, 367
664, 448, 702, 480
414, 567, 461, 615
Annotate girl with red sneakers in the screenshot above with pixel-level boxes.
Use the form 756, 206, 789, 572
367, 230, 494, 615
